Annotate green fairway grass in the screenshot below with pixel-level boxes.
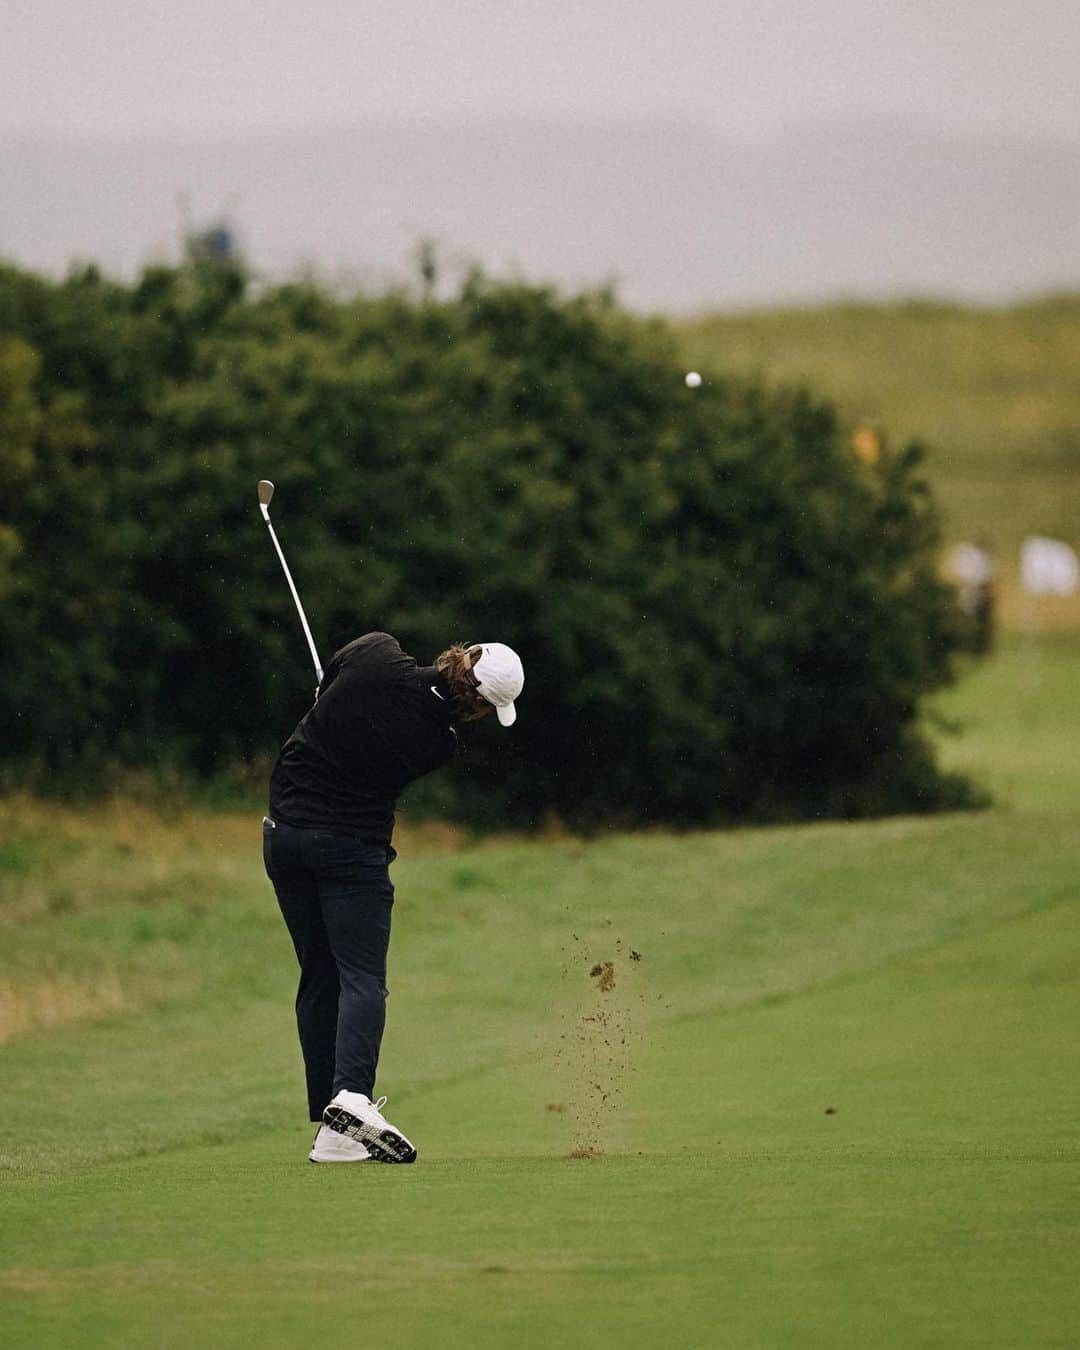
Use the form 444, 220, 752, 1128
2, 638, 1079, 1348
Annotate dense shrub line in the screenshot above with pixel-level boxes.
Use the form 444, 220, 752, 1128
0, 257, 975, 826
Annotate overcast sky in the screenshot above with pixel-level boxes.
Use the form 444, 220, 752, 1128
4, 0, 1080, 142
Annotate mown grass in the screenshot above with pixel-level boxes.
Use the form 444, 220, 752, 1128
1, 638, 1078, 1348
677, 298, 1080, 627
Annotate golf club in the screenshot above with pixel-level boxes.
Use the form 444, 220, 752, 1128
257, 480, 324, 686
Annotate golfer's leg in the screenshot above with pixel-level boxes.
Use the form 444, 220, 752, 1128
265, 822, 340, 1120
317, 843, 394, 1101
293, 943, 340, 1120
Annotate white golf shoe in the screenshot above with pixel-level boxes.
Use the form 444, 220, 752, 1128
322, 1090, 418, 1164
308, 1124, 372, 1164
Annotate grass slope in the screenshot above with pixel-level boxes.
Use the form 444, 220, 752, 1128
1, 638, 1078, 1348
677, 298, 1080, 627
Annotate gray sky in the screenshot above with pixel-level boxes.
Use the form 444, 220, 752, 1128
4, 0, 1080, 142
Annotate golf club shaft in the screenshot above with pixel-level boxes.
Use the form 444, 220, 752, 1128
261, 512, 324, 686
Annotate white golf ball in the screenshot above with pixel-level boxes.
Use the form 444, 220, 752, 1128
685, 371, 702, 388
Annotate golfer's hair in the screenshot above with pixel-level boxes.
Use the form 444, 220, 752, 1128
435, 644, 488, 721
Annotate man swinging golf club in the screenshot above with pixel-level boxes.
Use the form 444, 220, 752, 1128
264, 631, 524, 1163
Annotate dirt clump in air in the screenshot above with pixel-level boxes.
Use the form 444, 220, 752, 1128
552, 936, 649, 1160
592, 961, 616, 992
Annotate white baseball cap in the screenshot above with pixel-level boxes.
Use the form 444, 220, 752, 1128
471, 642, 524, 726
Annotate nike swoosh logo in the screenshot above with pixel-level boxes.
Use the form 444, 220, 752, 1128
430, 685, 446, 701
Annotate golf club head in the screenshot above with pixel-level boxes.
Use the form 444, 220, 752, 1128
257, 480, 275, 507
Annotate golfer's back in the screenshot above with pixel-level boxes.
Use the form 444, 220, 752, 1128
268, 632, 456, 843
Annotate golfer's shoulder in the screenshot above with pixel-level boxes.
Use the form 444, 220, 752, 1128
335, 632, 416, 678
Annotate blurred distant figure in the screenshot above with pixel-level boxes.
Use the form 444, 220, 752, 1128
948, 541, 997, 655
189, 222, 236, 264
1020, 536, 1080, 598
852, 423, 882, 465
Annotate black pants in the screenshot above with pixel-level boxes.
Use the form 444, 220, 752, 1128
263, 817, 396, 1121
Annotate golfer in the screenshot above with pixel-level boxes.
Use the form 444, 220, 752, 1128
263, 632, 524, 1164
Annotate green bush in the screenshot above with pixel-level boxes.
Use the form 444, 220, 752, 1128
0, 257, 974, 826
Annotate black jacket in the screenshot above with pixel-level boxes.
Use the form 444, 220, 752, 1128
269, 632, 457, 842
